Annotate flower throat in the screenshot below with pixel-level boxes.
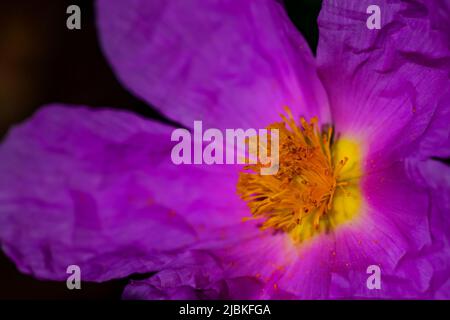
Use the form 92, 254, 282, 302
237, 107, 362, 243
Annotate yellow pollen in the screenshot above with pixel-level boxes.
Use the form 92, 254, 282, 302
237, 107, 363, 243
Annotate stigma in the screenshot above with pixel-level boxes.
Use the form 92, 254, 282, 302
237, 107, 363, 243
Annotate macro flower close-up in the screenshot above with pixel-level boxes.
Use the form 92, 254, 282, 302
0, 0, 449, 300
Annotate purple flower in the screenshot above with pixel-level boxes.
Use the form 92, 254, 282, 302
0, 0, 449, 299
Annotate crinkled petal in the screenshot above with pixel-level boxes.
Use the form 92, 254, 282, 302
97, 0, 330, 129
122, 249, 295, 300
0, 104, 242, 281
317, 0, 450, 165
131, 160, 438, 299
409, 91, 450, 159
122, 251, 225, 299
327, 161, 433, 298
405, 158, 450, 298
226, 162, 433, 298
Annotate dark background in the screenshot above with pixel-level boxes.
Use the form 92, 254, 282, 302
0, 0, 322, 299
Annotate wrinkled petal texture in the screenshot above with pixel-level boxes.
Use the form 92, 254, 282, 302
0, 104, 248, 281
1, 0, 448, 301
97, 0, 331, 130
124, 160, 443, 299
122, 250, 271, 300
405, 158, 450, 298
122, 0, 450, 299
317, 0, 450, 166
316, 0, 450, 297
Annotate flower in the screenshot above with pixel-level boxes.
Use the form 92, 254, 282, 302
0, 0, 449, 299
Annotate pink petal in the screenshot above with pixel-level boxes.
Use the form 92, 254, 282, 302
97, 0, 330, 129
0, 104, 243, 281
317, 0, 450, 164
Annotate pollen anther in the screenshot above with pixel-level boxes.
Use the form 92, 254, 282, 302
237, 107, 361, 243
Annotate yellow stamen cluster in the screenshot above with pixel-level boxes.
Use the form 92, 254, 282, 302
237, 107, 358, 243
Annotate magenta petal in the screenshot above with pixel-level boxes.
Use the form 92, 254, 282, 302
121, 158, 449, 299
0, 105, 200, 281
122, 251, 225, 300
363, 162, 432, 253
328, 160, 449, 298
97, 0, 330, 129
410, 91, 450, 159
317, 0, 450, 162
122, 250, 269, 300
210, 161, 441, 299
403, 158, 450, 298
187, 222, 336, 299
405, 157, 450, 243
123, 275, 268, 300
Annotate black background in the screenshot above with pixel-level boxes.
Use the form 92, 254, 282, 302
0, 0, 322, 299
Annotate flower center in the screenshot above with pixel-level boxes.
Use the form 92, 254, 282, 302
237, 107, 363, 243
